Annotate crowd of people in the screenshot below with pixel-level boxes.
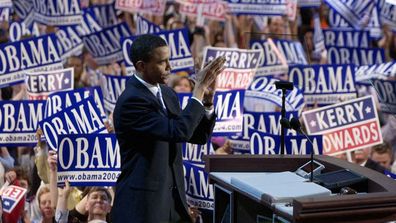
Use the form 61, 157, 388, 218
0, 0, 395, 222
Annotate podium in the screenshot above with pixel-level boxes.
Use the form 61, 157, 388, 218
204, 155, 396, 223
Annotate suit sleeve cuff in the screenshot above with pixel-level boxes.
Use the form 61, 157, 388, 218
191, 97, 203, 106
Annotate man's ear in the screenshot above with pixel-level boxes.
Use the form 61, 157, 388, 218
135, 61, 145, 72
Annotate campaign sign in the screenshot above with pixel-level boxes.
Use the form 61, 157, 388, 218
178, 90, 245, 136
298, 0, 321, 8
13, 0, 35, 28
242, 111, 298, 139
45, 86, 106, 119
115, 0, 166, 16
8, 21, 40, 42
79, 8, 103, 35
380, 0, 396, 32
183, 161, 214, 210
182, 141, 214, 163
384, 170, 396, 180
122, 28, 194, 74
213, 90, 245, 136
177, 92, 192, 110
0, 100, 46, 146
0, 7, 10, 21
32, 0, 83, 26
371, 79, 396, 114
135, 14, 162, 35
83, 22, 132, 66
56, 25, 84, 58
0, 34, 63, 88
249, 129, 323, 155
250, 38, 307, 76
365, 3, 382, 39
302, 96, 383, 155
312, 12, 326, 60
57, 134, 121, 186
179, 1, 227, 21
327, 46, 385, 66
100, 74, 129, 113
228, 136, 250, 154
202, 47, 262, 91
39, 97, 107, 150
327, 3, 382, 39
324, 0, 374, 29
86, 3, 118, 28
323, 29, 370, 48
245, 76, 305, 114
175, 0, 218, 3
2, 185, 27, 213
0, 0, 12, 7
26, 68, 74, 100
355, 61, 396, 84
288, 64, 357, 105
227, 0, 287, 16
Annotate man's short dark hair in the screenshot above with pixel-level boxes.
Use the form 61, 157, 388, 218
88, 187, 112, 203
130, 34, 168, 67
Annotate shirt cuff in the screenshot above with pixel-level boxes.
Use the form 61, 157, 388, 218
205, 108, 214, 119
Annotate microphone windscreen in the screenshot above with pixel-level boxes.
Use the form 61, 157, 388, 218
275, 81, 294, 90
290, 117, 301, 131
280, 118, 291, 129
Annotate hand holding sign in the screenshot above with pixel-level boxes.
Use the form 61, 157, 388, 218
2, 185, 27, 213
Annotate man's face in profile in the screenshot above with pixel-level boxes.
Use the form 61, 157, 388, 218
141, 46, 172, 85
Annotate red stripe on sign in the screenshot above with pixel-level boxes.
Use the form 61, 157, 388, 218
322, 120, 382, 155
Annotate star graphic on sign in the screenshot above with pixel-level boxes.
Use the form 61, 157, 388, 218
4, 201, 10, 206
64, 78, 70, 84
208, 56, 214, 61
252, 58, 257, 65
365, 106, 371, 114
310, 120, 316, 127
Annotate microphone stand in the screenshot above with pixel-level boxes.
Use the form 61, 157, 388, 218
290, 118, 316, 182
280, 88, 286, 155
301, 130, 315, 182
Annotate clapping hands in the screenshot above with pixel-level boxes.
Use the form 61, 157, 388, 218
193, 56, 226, 101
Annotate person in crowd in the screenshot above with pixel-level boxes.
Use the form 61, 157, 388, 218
2, 168, 30, 223
0, 147, 15, 170
370, 143, 393, 171
212, 137, 233, 155
167, 75, 194, 93
47, 151, 87, 223
32, 186, 55, 223
111, 34, 225, 222
352, 147, 387, 174
66, 56, 85, 89
55, 183, 112, 223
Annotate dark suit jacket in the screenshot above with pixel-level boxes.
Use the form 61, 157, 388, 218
111, 75, 216, 223
364, 158, 386, 174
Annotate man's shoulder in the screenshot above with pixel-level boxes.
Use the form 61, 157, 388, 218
160, 84, 178, 97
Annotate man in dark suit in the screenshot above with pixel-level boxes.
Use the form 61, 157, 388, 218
111, 34, 225, 223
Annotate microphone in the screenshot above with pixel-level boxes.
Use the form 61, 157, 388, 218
280, 117, 291, 129
290, 117, 302, 133
289, 117, 316, 182
275, 81, 294, 90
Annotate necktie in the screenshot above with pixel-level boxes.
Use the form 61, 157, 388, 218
156, 90, 167, 114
